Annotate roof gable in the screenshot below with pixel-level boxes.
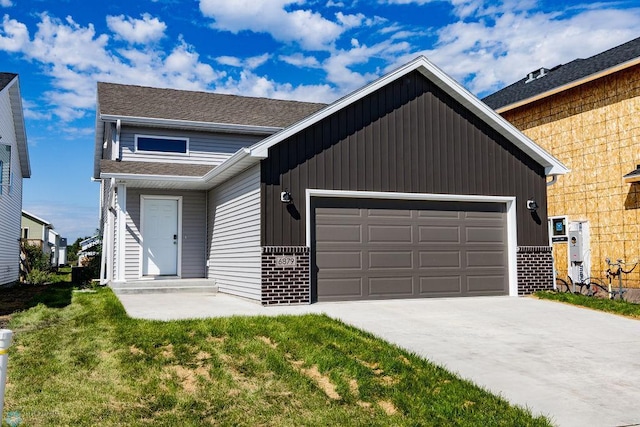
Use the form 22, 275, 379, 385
249, 56, 568, 176
483, 36, 640, 111
0, 73, 30, 178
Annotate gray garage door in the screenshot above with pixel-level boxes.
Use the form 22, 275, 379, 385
313, 198, 508, 302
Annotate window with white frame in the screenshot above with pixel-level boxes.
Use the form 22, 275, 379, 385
0, 145, 10, 196
135, 135, 188, 154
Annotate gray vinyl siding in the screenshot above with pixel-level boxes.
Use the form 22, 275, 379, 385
208, 164, 261, 301
0, 89, 23, 285
119, 126, 263, 165
262, 70, 548, 247
124, 189, 206, 279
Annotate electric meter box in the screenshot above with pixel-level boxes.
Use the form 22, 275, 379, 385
569, 230, 584, 262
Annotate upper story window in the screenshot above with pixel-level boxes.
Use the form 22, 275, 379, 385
0, 145, 10, 196
135, 135, 188, 154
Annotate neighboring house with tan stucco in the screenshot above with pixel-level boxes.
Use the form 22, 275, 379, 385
483, 36, 640, 287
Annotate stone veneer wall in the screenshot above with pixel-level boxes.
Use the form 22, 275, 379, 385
502, 64, 640, 287
261, 246, 310, 305
517, 246, 554, 295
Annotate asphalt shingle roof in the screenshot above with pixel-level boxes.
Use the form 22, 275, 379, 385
0, 73, 17, 91
97, 82, 327, 128
482, 36, 640, 110
100, 160, 214, 177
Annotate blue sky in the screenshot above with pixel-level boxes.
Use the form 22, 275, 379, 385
1, 0, 639, 241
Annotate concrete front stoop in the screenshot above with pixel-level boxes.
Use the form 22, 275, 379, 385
110, 279, 218, 295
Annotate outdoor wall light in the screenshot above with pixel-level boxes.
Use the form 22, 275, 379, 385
280, 190, 292, 204
526, 199, 539, 211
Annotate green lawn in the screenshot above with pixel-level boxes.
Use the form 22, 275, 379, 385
535, 291, 640, 319
3, 288, 551, 426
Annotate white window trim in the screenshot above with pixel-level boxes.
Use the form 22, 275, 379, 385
134, 134, 190, 156
305, 189, 519, 298
139, 195, 183, 279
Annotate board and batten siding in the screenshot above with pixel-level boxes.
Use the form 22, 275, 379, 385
208, 164, 261, 301
124, 189, 206, 279
262, 70, 548, 247
0, 88, 24, 285
118, 126, 263, 165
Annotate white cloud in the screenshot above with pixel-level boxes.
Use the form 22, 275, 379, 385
0, 0, 12, 8
279, 53, 322, 68
0, 14, 29, 51
326, 0, 344, 6
216, 53, 271, 70
106, 13, 167, 44
390, 4, 640, 96
219, 70, 339, 103
198, 0, 351, 50
0, 13, 224, 121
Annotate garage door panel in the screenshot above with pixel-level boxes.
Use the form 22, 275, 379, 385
466, 251, 506, 268
316, 251, 362, 269
467, 275, 507, 293
317, 278, 363, 298
368, 251, 413, 269
369, 277, 413, 296
419, 226, 461, 243
368, 225, 413, 243
314, 198, 508, 301
419, 276, 462, 294
317, 207, 362, 217
466, 227, 505, 243
316, 224, 362, 243
420, 251, 461, 268
418, 210, 460, 219
368, 209, 412, 218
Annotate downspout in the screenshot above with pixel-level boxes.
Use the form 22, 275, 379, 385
204, 189, 209, 279
114, 120, 121, 161
546, 174, 559, 186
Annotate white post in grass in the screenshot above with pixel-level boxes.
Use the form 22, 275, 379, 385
0, 329, 13, 422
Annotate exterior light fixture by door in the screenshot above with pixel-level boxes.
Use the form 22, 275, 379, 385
280, 190, 292, 204
526, 199, 538, 211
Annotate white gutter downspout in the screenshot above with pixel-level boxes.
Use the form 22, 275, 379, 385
114, 120, 121, 161
547, 175, 559, 186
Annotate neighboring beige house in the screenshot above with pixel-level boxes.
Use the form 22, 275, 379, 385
0, 73, 30, 285
21, 210, 65, 267
483, 36, 640, 287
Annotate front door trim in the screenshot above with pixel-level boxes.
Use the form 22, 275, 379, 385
140, 195, 182, 278
306, 189, 518, 299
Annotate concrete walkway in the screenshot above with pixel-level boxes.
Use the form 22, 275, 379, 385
117, 293, 640, 427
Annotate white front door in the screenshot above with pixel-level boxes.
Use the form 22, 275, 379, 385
142, 197, 179, 276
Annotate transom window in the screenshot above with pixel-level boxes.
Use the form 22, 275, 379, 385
135, 135, 188, 154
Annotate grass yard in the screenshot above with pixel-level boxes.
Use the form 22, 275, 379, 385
2, 287, 551, 426
535, 291, 640, 319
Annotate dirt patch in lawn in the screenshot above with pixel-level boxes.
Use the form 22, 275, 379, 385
291, 360, 341, 400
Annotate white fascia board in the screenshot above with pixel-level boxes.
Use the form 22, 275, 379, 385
100, 114, 283, 135
100, 172, 203, 183
6, 78, 31, 178
249, 56, 569, 176
22, 210, 53, 227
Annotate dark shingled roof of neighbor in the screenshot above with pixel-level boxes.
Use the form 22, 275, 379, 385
482, 36, 640, 110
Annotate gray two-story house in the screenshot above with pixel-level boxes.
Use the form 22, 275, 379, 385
94, 57, 568, 305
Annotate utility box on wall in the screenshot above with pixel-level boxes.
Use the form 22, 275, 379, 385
569, 229, 584, 262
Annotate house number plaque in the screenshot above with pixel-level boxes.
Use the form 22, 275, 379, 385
275, 255, 297, 267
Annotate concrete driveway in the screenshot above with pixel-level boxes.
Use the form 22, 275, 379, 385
118, 293, 640, 427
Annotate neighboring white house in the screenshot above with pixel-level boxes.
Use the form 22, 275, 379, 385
0, 73, 30, 286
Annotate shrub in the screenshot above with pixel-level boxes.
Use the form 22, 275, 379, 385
26, 269, 52, 285
22, 243, 51, 272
